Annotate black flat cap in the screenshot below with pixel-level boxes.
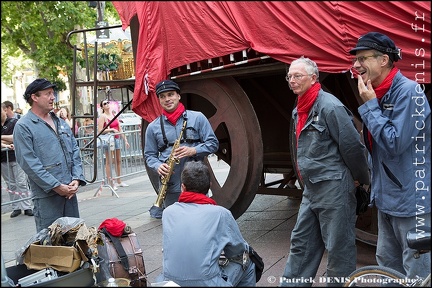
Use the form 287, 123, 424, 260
24, 78, 57, 101
155, 80, 180, 96
350, 32, 401, 62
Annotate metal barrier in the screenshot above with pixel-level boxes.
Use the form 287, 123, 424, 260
2, 127, 146, 209
0, 147, 32, 208
76, 126, 146, 198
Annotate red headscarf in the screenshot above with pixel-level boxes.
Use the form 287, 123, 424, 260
163, 102, 185, 125
178, 191, 217, 205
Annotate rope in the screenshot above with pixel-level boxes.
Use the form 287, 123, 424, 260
2, 187, 32, 197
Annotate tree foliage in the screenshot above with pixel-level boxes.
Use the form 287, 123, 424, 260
1, 1, 120, 91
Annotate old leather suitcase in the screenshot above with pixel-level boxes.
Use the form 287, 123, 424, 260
96, 231, 147, 287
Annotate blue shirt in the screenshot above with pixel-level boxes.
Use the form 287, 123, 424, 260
162, 202, 249, 286
144, 110, 219, 194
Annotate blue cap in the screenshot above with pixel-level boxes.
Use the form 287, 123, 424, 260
155, 80, 180, 96
350, 32, 402, 62
24, 78, 56, 101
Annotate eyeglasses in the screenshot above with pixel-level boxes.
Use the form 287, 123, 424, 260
351, 54, 381, 64
285, 74, 312, 82
102, 101, 110, 106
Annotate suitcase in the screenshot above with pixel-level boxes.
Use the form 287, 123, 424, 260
96, 230, 147, 287
6, 264, 95, 287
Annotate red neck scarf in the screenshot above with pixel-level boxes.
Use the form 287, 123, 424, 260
163, 102, 185, 125
296, 82, 321, 142
178, 191, 217, 205
366, 67, 398, 151
374, 67, 398, 101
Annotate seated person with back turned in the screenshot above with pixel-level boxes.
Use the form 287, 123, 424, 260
159, 160, 256, 287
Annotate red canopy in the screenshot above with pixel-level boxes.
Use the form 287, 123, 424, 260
112, 1, 431, 122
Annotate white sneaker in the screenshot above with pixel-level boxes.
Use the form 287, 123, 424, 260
118, 182, 129, 187
112, 183, 119, 190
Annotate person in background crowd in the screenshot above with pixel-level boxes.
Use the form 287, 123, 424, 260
15, 108, 23, 116
98, 99, 130, 190
82, 113, 94, 137
144, 79, 219, 219
1, 102, 34, 218
3, 101, 21, 119
56, 106, 73, 129
159, 160, 256, 286
13, 78, 86, 232
280, 56, 370, 287
350, 31, 431, 278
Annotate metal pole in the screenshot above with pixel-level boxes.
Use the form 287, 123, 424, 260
97, 1, 105, 22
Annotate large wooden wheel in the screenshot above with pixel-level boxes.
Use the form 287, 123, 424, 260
142, 77, 263, 219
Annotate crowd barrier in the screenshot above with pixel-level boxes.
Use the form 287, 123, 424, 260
1, 125, 147, 208
0, 147, 33, 208
76, 125, 146, 197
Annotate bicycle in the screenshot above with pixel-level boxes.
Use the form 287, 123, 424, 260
344, 226, 431, 287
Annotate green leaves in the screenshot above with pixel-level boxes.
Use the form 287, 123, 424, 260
77, 45, 122, 72
97, 52, 122, 71
1, 1, 120, 90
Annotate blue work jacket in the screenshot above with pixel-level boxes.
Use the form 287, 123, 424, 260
293, 90, 370, 208
13, 110, 86, 199
162, 202, 250, 286
359, 71, 431, 217
144, 110, 219, 194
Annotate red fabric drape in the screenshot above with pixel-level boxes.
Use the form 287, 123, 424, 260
112, 1, 431, 122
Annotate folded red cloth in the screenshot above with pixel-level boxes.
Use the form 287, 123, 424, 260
99, 217, 126, 237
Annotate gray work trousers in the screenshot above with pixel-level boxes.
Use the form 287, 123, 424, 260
33, 194, 80, 232
376, 211, 431, 278
281, 197, 357, 287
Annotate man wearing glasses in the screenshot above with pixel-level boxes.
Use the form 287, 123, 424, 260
351, 32, 431, 279
280, 56, 369, 286
13, 79, 86, 232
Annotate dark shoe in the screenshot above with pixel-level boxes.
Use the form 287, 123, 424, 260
149, 206, 163, 219
24, 209, 34, 216
10, 210, 21, 218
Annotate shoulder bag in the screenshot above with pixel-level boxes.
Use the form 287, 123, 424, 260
249, 246, 264, 282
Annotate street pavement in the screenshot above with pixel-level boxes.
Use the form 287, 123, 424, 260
1, 157, 376, 286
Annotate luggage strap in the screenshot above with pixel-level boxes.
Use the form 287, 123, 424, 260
101, 228, 129, 271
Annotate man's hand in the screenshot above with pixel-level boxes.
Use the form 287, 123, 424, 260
68, 180, 80, 190
175, 146, 197, 159
357, 76, 376, 103
53, 182, 79, 200
1, 143, 14, 150
158, 163, 170, 178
